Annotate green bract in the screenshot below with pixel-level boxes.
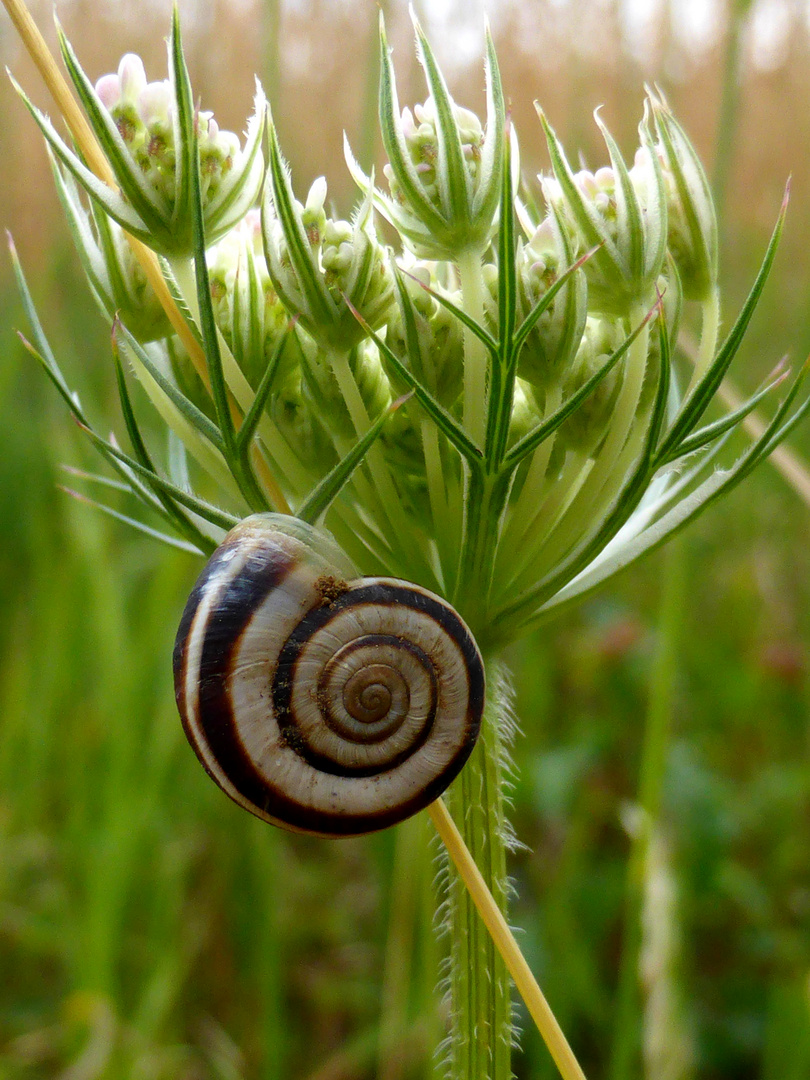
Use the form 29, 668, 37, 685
649, 88, 719, 302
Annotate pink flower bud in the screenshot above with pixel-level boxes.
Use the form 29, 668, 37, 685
137, 81, 173, 127
95, 73, 121, 109
117, 53, 147, 102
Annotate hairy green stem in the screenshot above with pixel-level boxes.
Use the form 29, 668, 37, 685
444, 656, 513, 1080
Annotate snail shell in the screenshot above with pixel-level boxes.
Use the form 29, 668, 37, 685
173, 514, 485, 837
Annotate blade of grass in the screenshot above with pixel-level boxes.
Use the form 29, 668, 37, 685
59, 486, 207, 554
607, 539, 686, 1080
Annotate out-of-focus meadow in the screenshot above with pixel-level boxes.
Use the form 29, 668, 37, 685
1, 0, 809, 1077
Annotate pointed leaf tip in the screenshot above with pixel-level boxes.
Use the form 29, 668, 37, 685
391, 390, 415, 411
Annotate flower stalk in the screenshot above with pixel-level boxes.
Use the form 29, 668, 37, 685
432, 767, 589, 1080
443, 660, 513, 1080
457, 247, 489, 443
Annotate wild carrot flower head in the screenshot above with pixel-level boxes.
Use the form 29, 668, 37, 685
95, 52, 241, 210
540, 105, 667, 316
10, 8, 806, 649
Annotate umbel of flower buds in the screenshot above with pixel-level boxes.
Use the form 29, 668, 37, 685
15, 6, 803, 648
14, 12, 265, 257
347, 15, 507, 261
540, 104, 668, 316
262, 123, 395, 353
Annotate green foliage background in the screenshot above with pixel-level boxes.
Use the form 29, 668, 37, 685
1, 1, 809, 1077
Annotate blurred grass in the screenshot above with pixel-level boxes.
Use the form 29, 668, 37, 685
2, 1, 810, 1077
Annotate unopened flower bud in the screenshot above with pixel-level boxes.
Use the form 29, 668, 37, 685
648, 93, 718, 301
384, 262, 464, 409
508, 379, 542, 447
513, 212, 587, 395
557, 316, 625, 450
91, 49, 264, 252
360, 15, 506, 260
540, 102, 667, 316
263, 164, 395, 352
270, 363, 338, 476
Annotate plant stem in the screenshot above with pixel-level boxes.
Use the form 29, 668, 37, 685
430, 701, 588, 1080
433, 657, 584, 1080
457, 247, 488, 445
442, 658, 512, 1080
608, 539, 686, 1080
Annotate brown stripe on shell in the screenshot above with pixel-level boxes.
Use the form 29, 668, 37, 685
180, 540, 296, 795
237, 715, 481, 837
173, 530, 254, 739
275, 579, 485, 746
273, 632, 439, 777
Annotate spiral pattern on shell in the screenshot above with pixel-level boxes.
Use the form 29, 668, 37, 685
173, 515, 485, 837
